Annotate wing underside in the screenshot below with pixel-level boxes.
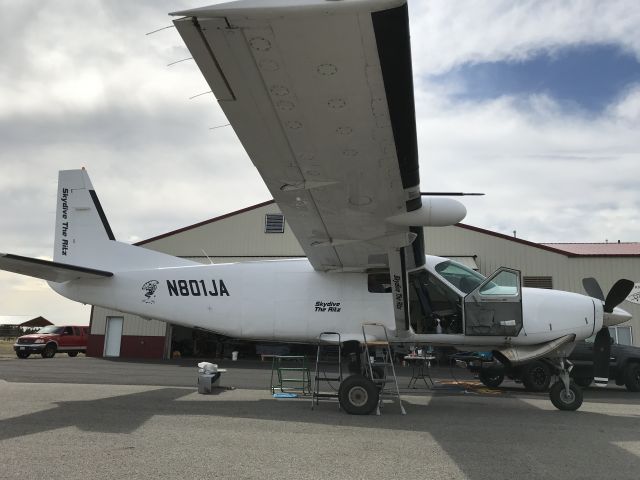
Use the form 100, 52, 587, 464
172, 0, 423, 271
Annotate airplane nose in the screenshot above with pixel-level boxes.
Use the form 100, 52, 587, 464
603, 306, 633, 326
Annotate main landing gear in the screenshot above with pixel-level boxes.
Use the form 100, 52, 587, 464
549, 357, 583, 411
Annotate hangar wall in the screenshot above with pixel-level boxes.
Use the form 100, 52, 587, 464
88, 201, 640, 358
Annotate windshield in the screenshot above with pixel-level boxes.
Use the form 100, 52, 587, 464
435, 260, 485, 294
37, 326, 64, 334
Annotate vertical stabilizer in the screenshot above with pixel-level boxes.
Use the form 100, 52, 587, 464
54, 169, 115, 264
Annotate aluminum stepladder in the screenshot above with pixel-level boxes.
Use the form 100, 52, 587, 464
311, 332, 343, 409
362, 323, 406, 415
270, 355, 312, 395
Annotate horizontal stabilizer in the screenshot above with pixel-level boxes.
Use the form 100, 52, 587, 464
0, 253, 113, 283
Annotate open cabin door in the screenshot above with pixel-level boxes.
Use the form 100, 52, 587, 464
464, 268, 523, 337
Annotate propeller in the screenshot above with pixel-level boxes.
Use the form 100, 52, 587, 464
582, 277, 634, 313
582, 277, 635, 387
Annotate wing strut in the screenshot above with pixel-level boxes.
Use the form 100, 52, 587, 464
387, 248, 411, 338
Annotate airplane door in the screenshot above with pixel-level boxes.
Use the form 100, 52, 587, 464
464, 268, 523, 337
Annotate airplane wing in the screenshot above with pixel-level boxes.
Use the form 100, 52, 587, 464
172, 0, 461, 271
0, 253, 113, 283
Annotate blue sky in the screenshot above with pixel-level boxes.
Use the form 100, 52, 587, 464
432, 44, 640, 113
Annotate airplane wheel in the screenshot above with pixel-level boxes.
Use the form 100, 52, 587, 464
370, 366, 386, 380
573, 377, 593, 388
478, 370, 504, 388
338, 375, 379, 415
521, 361, 551, 392
623, 363, 640, 392
549, 381, 583, 411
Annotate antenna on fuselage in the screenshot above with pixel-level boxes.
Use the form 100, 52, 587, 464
201, 249, 214, 265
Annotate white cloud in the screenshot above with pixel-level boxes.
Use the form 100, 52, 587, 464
410, 0, 640, 75
415, 85, 640, 242
609, 84, 640, 122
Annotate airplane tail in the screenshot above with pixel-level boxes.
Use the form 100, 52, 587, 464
54, 169, 116, 265
0, 169, 193, 283
51, 168, 193, 273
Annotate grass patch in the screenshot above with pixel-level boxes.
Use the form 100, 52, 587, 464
0, 339, 16, 356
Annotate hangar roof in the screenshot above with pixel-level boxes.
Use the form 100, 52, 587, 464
542, 243, 640, 256
135, 200, 640, 258
0, 315, 53, 327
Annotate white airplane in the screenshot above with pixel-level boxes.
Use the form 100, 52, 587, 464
0, 0, 634, 414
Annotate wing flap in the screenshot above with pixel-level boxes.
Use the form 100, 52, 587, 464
0, 253, 113, 283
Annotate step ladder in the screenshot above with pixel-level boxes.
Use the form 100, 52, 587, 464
311, 332, 343, 409
270, 355, 312, 395
362, 323, 406, 415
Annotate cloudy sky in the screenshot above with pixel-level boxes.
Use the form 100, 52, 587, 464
1, 0, 639, 324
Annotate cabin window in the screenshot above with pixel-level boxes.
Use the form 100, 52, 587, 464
368, 273, 391, 293
265, 214, 285, 233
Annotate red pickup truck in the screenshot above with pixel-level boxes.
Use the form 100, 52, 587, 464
13, 325, 89, 359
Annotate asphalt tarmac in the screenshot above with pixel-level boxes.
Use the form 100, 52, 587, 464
1, 356, 640, 479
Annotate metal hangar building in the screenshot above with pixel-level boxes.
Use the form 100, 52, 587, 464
87, 200, 640, 358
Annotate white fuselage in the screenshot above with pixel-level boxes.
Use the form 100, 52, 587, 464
50, 256, 603, 347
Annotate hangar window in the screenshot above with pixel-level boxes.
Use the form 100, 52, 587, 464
265, 214, 285, 233
523, 276, 553, 289
609, 326, 633, 346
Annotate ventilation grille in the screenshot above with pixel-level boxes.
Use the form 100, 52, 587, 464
265, 214, 285, 233
523, 276, 553, 289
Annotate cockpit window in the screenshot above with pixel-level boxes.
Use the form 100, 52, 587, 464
435, 260, 485, 294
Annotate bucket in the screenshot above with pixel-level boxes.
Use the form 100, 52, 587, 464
232, 351, 239, 361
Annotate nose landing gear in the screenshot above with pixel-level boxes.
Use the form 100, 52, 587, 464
549, 358, 583, 411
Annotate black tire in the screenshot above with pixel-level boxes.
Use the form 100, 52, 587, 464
478, 370, 504, 388
41, 343, 57, 359
549, 381, 583, 411
67, 351, 79, 357
520, 361, 551, 392
623, 363, 640, 392
370, 366, 386, 380
346, 359, 361, 375
16, 351, 30, 359
573, 377, 593, 388
338, 375, 379, 415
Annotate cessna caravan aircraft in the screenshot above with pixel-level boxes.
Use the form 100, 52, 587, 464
0, 0, 634, 414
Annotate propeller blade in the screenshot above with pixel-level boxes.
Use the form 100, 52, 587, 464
604, 279, 635, 313
593, 327, 611, 387
582, 277, 604, 301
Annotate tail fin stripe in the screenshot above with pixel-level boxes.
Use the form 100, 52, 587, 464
89, 190, 115, 240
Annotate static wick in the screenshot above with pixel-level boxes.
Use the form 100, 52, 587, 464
209, 123, 231, 130
167, 57, 193, 67
189, 91, 213, 100
145, 25, 175, 36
